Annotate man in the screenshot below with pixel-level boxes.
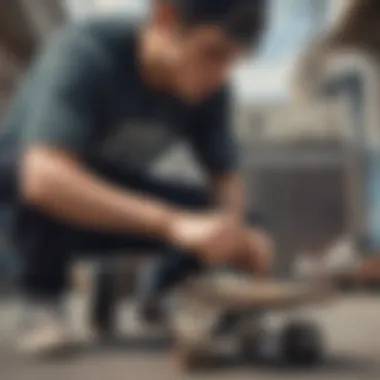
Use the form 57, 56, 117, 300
0, 0, 273, 355
292, 0, 380, 288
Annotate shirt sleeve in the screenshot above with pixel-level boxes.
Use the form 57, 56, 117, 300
21, 26, 106, 157
187, 87, 239, 175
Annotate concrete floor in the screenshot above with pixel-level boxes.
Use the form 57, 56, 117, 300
0, 294, 379, 380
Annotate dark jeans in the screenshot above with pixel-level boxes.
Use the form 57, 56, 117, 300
7, 161, 211, 300
0, 208, 18, 281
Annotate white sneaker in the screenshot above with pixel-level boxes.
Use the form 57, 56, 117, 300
15, 302, 78, 357
323, 237, 358, 276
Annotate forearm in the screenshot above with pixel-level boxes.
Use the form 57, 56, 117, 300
20, 148, 176, 239
212, 172, 268, 228
211, 172, 246, 218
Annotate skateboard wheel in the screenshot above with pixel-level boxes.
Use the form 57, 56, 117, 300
238, 327, 265, 361
280, 320, 323, 366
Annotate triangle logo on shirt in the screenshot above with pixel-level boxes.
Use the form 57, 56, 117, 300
99, 120, 175, 167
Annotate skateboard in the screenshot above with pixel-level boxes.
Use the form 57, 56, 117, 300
171, 273, 337, 371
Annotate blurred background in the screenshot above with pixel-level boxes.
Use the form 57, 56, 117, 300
1, 1, 380, 378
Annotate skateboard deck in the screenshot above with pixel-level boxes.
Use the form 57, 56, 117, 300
172, 273, 336, 370
179, 273, 336, 311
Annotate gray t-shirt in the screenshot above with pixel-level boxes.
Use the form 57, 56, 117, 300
1, 17, 238, 175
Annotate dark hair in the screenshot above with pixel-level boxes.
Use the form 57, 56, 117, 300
166, 0, 267, 47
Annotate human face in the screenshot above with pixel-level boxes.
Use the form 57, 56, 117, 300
168, 25, 248, 103
150, 2, 250, 103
